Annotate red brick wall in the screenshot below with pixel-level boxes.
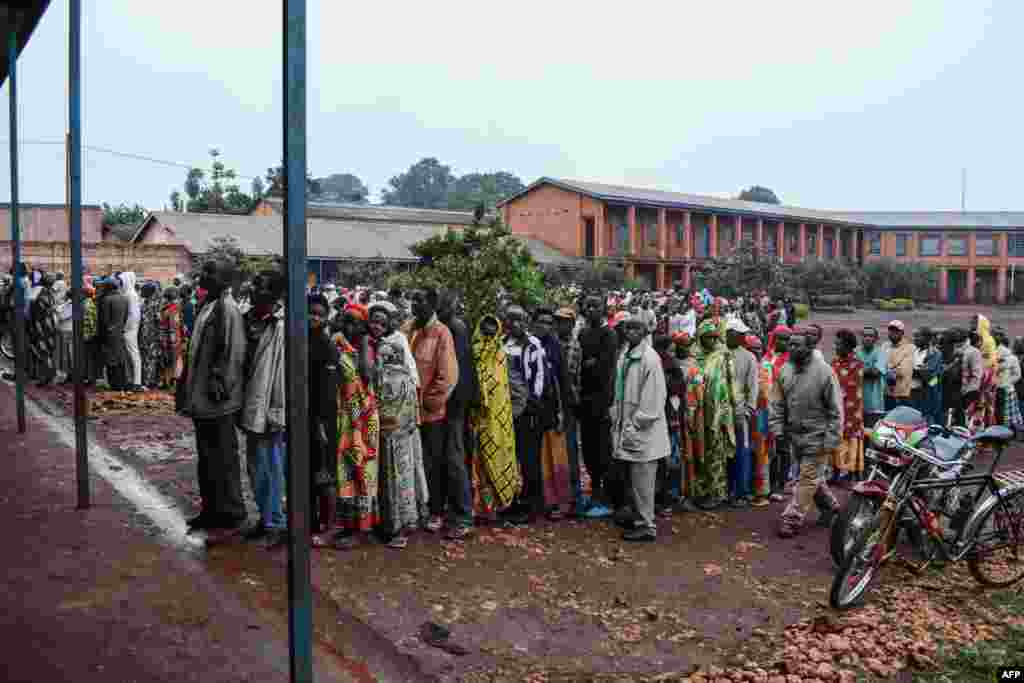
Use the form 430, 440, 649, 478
504, 184, 581, 256
0, 241, 191, 282
0, 206, 103, 243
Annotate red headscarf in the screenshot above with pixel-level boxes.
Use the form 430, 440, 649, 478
344, 303, 369, 321
767, 324, 792, 373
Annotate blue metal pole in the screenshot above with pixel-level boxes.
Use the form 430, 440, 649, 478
68, 0, 89, 508
8, 29, 26, 434
283, 1, 312, 681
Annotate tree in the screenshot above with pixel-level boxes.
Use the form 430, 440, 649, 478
446, 171, 524, 211
180, 150, 257, 214
195, 235, 279, 279
388, 217, 545, 329
738, 185, 781, 204
169, 191, 183, 212
862, 259, 938, 302
250, 176, 265, 200
102, 202, 147, 226
314, 173, 369, 203
264, 164, 321, 200
382, 157, 456, 209
697, 238, 793, 297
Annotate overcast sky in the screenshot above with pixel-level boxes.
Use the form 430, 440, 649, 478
0, 0, 1017, 211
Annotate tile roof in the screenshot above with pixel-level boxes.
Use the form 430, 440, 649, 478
256, 197, 491, 226
822, 211, 1024, 229
499, 178, 875, 227
136, 211, 577, 266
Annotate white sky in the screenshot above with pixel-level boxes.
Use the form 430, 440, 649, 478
0, 0, 1017, 211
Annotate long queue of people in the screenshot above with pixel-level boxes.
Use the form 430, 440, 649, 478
7, 260, 1024, 546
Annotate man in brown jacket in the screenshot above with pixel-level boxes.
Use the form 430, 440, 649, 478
405, 287, 460, 535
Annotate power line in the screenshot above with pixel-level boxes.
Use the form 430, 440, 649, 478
0, 138, 261, 181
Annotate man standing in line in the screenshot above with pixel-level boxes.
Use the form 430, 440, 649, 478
437, 290, 478, 540
884, 320, 914, 411
177, 260, 248, 531
611, 315, 669, 542
405, 287, 460, 535
575, 294, 620, 518
857, 326, 887, 422
727, 320, 758, 507
770, 332, 844, 538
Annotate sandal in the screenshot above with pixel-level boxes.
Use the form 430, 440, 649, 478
329, 533, 356, 550
386, 535, 408, 549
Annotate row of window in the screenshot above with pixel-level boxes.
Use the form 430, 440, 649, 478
867, 232, 1010, 258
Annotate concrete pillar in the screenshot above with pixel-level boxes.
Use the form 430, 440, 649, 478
776, 222, 784, 262
833, 228, 841, 259
967, 267, 976, 303
709, 214, 718, 258
683, 264, 692, 290
595, 206, 606, 258
734, 216, 742, 250
798, 223, 807, 260
817, 224, 825, 258
627, 205, 637, 256
657, 262, 667, 291
998, 267, 1008, 304
657, 207, 667, 259
684, 211, 692, 259
939, 268, 949, 303
756, 218, 764, 253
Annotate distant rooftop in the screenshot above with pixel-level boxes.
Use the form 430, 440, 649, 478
823, 211, 1024, 229
255, 197, 493, 226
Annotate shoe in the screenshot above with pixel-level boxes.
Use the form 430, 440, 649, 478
425, 516, 443, 533
445, 525, 473, 541
581, 504, 613, 519
730, 497, 751, 509
816, 507, 837, 528
769, 492, 785, 502
502, 510, 530, 526
243, 523, 268, 540
696, 497, 724, 511
751, 497, 771, 507
673, 498, 700, 513
264, 529, 289, 548
622, 528, 656, 542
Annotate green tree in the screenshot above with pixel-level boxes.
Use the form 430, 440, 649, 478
698, 238, 792, 297
181, 150, 256, 213
447, 171, 524, 211
314, 173, 369, 203
382, 157, 456, 209
194, 235, 279, 279
250, 176, 265, 200
862, 259, 938, 302
264, 164, 321, 200
738, 185, 781, 204
169, 190, 183, 212
388, 217, 545, 329
102, 202, 147, 226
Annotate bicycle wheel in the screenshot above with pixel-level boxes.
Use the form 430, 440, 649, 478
830, 493, 880, 567
968, 489, 1024, 587
830, 515, 884, 609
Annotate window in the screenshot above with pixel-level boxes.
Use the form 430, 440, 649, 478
647, 223, 657, 247
895, 234, 908, 257
920, 235, 942, 256
868, 232, 881, 255
948, 236, 968, 256
976, 234, 997, 257
675, 223, 685, 246
824, 237, 833, 259
1009, 234, 1024, 257
807, 233, 817, 257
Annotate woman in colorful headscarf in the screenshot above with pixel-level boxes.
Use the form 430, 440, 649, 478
331, 313, 381, 548
692, 319, 736, 509
158, 286, 183, 390
375, 339, 429, 549
974, 314, 998, 427
669, 332, 704, 509
470, 314, 522, 516
745, 334, 774, 505
830, 329, 865, 479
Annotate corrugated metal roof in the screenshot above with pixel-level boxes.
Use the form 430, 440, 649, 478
256, 197, 490, 226
499, 178, 874, 227
135, 211, 576, 265
823, 211, 1024, 229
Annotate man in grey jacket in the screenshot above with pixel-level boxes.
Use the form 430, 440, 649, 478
769, 332, 844, 538
727, 319, 758, 507
177, 260, 248, 531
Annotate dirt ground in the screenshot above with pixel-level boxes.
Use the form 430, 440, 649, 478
17, 303, 1024, 682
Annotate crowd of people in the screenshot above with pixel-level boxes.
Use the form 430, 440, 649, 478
5, 261, 1024, 547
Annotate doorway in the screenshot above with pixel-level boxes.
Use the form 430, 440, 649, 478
584, 218, 595, 258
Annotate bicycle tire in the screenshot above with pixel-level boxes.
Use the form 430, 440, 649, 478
968, 488, 1024, 587
830, 493, 879, 568
830, 515, 884, 609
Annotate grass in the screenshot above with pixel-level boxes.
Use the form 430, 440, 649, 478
913, 589, 1024, 682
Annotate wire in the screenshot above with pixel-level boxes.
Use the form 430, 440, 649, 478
0, 139, 260, 181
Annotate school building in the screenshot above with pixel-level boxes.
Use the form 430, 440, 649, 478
499, 178, 1024, 304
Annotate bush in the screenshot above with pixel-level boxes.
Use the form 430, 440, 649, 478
814, 293, 853, 308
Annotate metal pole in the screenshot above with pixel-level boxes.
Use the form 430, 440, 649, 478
8, 29, 26, 434
283, 1, 312, 681
68, 0, 89, 508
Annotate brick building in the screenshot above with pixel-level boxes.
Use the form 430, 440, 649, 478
499, 178, 1024, 303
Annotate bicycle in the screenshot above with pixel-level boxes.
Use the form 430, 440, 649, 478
830, 424, 1024, 609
